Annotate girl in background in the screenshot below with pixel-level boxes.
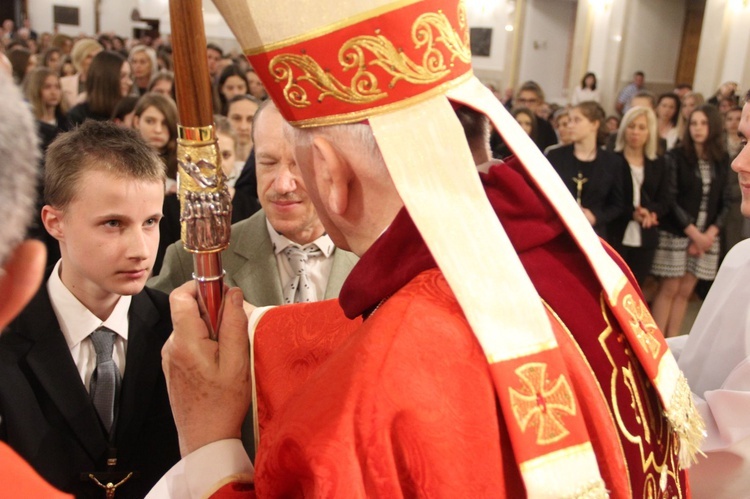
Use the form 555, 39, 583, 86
132, 93, 178, 182
546, 101, 629, 240
610, 106, 672, 286
132, 93, 180, 275
24, 68, 67, 125
655, 93, 681, 151
215, 65, 249, 116
148, 70, 175, 99
59, 38, 103, 108
129, 45, 158, 96
651, 105, 729, 337
8, 47, 36, 85
67, 51, 132, 125
571, 72, 600, 105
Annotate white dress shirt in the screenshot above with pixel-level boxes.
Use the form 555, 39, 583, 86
147, 228, 337, 498
47, 259, 130, 389
266, 219, 335, 301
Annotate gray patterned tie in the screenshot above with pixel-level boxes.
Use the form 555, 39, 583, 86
89, 327, 121, 435
283, 245, 322, 304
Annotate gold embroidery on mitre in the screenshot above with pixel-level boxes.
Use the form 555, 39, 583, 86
509, 362, 576, 445
268, 4, 470, 109
622, 293, 661, 359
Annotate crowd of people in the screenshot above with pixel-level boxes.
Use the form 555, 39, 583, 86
0, 9, 749, 498
495, 70, 744, 337
0, 20, 270, 276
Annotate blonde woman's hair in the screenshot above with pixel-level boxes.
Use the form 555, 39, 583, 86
614, 106, 658, 160
70, 38, 103, 73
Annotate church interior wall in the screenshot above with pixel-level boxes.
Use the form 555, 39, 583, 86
19, 0, 750, 109
620, 0, 686, 95
516, 0, 578, 106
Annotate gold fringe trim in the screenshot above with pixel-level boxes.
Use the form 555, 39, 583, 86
563, 479, 609, 499
666, 373, 706, 468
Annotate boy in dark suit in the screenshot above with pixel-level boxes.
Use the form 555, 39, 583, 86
0, 120, 180, 498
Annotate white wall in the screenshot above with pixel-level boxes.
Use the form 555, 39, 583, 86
721, 6, 750, 86
694, 0, 729, 96
567, 0, 685, 115
26, 0, 239, 49
620, 0, 685, 90
516, 0, 577, 105
587, 0, 629, 113
694, 0, 750, 97
24, 0, 750, 102
466, 0, 514, 87
28, 0, 96, 36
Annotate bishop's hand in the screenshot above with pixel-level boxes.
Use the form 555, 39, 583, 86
163, 283, 251, 457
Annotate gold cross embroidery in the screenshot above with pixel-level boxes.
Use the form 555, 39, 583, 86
622, 294, 662, 359
509, 362, 576, 445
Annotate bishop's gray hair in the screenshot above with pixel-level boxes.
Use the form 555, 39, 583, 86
0, 72, 39, 265
283, 119, 387, 178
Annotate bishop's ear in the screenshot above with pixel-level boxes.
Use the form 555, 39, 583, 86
311, 135, 352, 216
0, 240, 45, 330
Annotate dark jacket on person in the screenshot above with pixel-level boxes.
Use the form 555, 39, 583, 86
659, 147, 731, 236
0, 280, 180, 498
66, 102, 110, 126
545, 144, 629, 240
608, 153, 673, 251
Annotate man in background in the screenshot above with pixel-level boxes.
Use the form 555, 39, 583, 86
616, 70, 646, 115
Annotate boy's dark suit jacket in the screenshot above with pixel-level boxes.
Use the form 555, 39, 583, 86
0, 281, 180, 498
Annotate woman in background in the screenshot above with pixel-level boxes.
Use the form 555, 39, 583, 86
111, 95, 139, 128
23, 67, 70, 150
132, 93, 178, 182
59, 55, 75, 77
546, 108, 572, 153
492, 107, 538, 159
214, 115, 240, 193
655, 93, 681, 151
571, 72, 600, 105
651, 105, 729, 337
513, 107, 538, 142
67, 51, 132, 125
148, 70, 175, 99
7, 47, 36, 85
546, 101, 629, 240
214, 65, 249, 116
675, 91, 705, 146
132, 93, 180, 275
59, 38, 103, 108
610, 106, 672, 286
39, 47, 62, 74
129, 45, 158, 96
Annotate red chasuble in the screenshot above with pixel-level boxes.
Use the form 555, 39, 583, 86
0, 442, 72, 498
213, 159, 688, 498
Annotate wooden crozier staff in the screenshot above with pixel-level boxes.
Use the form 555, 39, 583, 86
170, 0, 230, 338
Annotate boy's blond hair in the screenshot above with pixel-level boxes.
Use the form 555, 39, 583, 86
45, 120, 166, 210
